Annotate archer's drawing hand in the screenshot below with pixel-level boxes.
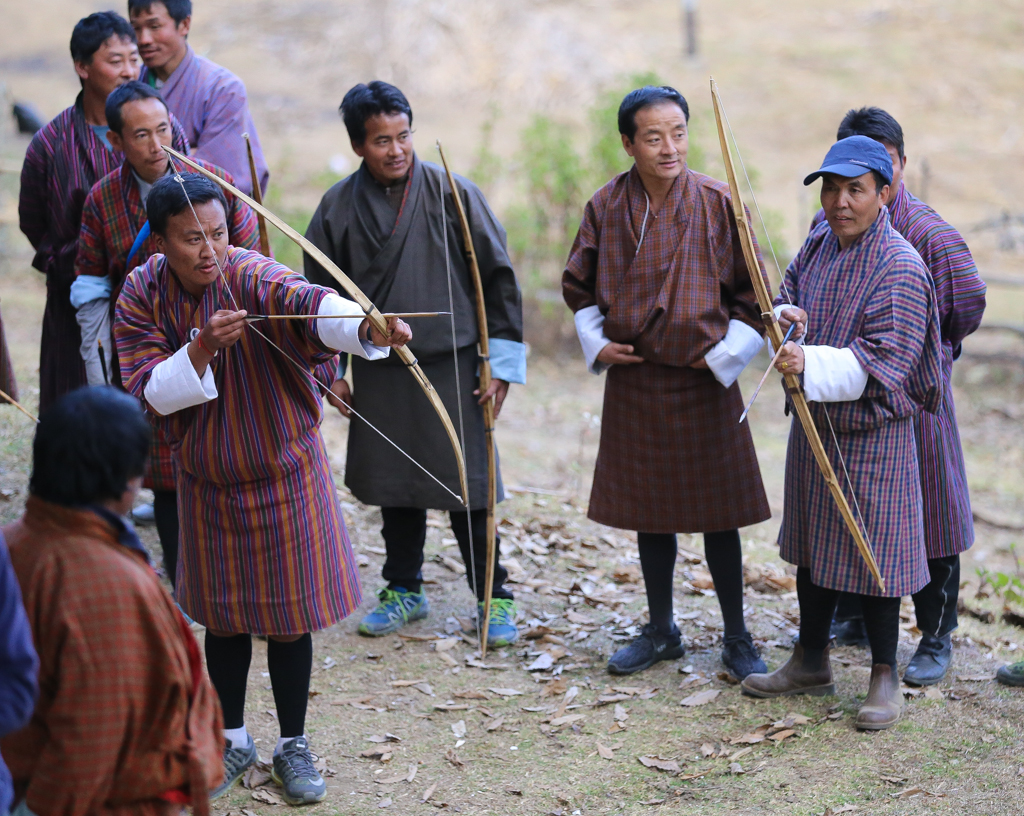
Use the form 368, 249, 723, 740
775, 342, 804, 374
778, 307, 807, 341
200, 309, 248, 352
475, 378, 510, 419
326, 378, 352, 418
596, 342, 644, 366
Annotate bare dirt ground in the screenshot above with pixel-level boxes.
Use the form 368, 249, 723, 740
2, 1, 1024, 814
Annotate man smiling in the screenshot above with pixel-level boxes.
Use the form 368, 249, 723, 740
742, 136, 943, 731
129, 0, 268, 195
562, 86, 771, 680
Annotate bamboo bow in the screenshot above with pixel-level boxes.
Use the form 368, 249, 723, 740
709, 79, 885, 592
242, 133, 270, 256
436, 142, 499, 654
162, 145, 470, 510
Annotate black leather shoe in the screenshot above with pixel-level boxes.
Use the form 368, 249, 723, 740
722, 633, 768, 680
831, 617, 870, 648
903, 633, 952, 686
607, 623, 684, 675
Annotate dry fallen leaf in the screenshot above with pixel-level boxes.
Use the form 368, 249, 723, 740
421, 781, 438, 803
728, 762, 745, 775
451, 720, 467, 739
923, 687, 944, 701
489, 687, 524, 696
728, 747, 754, 762
613, 704, 629, 722
377, 797, 392, 808
526, 653, 556, 671
823, 805, 859, 815
680, 689, 720, 707
360, 747, 393, 760
732, 725, 769, 744
242, 762, 273, 789
486, 716, 505, 732
455, 689, 490, 699
637, 755, 681, 773
366, 733, 402, 743
597, 743, 615, 760
390, 679, 427, 687
768, 728, 795, 742
434, 638, 460, 652
700, 743, 716, 758
549, 713, 586, 728
251, 788, 286, 805
445, 749, 464, 768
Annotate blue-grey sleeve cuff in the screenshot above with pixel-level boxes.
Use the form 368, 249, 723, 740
489, 338, 527, 385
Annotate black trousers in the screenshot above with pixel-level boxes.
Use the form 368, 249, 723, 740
834, 554, 960, 638
153, 490, 180, 590
381, 506, 512, 602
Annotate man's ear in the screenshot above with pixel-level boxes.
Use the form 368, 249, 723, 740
350, 138, 365, 158
153, 232, 165, 253
621, 133, 635, 158
177, 15, 192, 38
107, 129, 124, 153
73, 59, 90, 83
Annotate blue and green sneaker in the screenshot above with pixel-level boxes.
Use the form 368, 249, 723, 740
477, 598, 519, 647
358, 586, 429, 636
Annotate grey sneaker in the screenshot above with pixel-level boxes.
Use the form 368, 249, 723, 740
272, 737, 326, 805
210, 736, 258, 800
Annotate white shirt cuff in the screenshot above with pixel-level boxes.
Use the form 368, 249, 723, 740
802, 346, 869, 402
317, 294, 390, 360
773, 304, 805, 346
143, 343, 218, 415
574, 304, 611, 375
704, 319, 762, 388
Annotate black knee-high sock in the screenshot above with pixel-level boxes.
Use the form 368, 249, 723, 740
637, 532, 677, 635
205, 632, 252, 729
861, 595, 901, 671
268, 634, 313, 739
797, 567, 838, 664
704, 529, 747, 640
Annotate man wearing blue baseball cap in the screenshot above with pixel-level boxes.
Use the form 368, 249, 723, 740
741, 136, 943, 731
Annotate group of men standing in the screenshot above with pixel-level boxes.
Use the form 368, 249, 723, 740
0, 1, 1012, 813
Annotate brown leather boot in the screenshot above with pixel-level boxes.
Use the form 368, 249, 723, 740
740, 643, 835, 698
855, 664, 903, 730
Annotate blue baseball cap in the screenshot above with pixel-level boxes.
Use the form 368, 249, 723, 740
803, 135, 893, 186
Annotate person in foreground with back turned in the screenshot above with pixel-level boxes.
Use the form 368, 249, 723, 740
115, 173, 411, 804
562, 86, 771, 680
741, 136, 942, 731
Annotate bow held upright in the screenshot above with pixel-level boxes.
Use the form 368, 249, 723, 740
708, 78, 885, 592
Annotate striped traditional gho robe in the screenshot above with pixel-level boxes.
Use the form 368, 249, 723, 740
562, 165, 770, 534
813, 183, 986, 558
75, 157, 260, 490
778, 210, 943, 597
142, 45, 268, 196
18, 95, 188, 409
114, 248, 361, 634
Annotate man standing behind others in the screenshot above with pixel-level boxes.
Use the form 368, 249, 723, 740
130, 0, 269, 195
19, 12, 141, 410
562, 86, 771, 680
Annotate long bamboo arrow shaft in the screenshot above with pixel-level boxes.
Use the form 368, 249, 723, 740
245, 311, 450, 322
710, 79, 885, 592
0, 389, 38, 423
437, 141, 498, 654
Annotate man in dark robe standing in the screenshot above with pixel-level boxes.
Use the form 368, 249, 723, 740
19, 12, 142, 410
305, 81, 526, 647
562, 86, 771, 680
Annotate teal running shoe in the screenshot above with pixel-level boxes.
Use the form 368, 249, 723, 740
477, 598, 519, 647
358, 586, 429, 636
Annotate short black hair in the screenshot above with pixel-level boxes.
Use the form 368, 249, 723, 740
822, 170, 889, 194
31, 386, 151, 507
340, 81, 413, 146
837, 107, 905, 160
618, 85, 690, 142
70, 11, 136, 65
147, 172, 227, 236
127, 0, 192, 26
105, 80, 168, 135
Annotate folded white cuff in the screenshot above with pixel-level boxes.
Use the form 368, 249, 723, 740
143, 344, 218, 415
705, 319, 763, 388
802, 345, 868, 402
317, 294, 390, 360
574, 304, 611, 374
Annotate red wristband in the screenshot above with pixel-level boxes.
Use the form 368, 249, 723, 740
195, 334, 216, 357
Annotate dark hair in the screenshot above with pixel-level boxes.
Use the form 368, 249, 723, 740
837, 107, 905, 160
31, 387, 151, 507
127, 0, 192, 25
618, 85, 690, 142
870, 170, 889, 194
340, 81, 413, 145
70, 11, 136, 65
105, 80, 168, 135
146, 172, 227, 235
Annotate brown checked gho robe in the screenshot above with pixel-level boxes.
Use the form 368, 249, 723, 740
563, 166, 770, 534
